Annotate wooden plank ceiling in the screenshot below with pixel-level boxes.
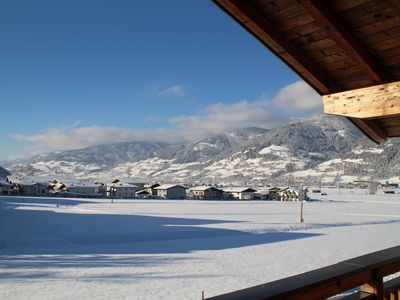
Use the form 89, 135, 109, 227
213, 0, 400, 143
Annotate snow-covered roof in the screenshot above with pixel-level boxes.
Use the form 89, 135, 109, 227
144, 183, 160, 188
191, 186, 222, 192
67, 182, 99, 188
6, 175, 80, 186
136, 189, 150, 194
154, 184, 187, 190
107, 182, 137, 188
224, 187, 256, 193
0, 180, 12, 186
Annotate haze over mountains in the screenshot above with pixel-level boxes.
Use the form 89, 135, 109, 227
2, 114, 400, 185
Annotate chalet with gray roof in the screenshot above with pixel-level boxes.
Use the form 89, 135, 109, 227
154, 184, 187, 199
190, 186, 223, 200
144, 183, 160, 196
106, 179, 136, 198
224, 187, 256, 200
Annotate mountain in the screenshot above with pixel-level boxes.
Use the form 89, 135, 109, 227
3, 114, 399, 185
0, 166, 10, 180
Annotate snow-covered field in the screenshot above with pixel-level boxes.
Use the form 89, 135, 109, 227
1, 190, 400, 299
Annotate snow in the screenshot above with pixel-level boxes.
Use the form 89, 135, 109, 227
1, 190, 400, 299
193, 142, 218, 151
258, 145, 289, 156
337, 129, 347, 137
352, 148, 384, 154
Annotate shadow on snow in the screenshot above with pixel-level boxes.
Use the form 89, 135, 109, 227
0, 198, 321, 279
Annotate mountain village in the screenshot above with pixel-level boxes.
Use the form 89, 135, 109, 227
1, 115, 400, 201
0, 174, 301, 201
1, 172, 399, 203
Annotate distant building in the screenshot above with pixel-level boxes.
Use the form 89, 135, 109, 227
224, 187, 256, 200
382, 181, 399, 189
266, 187, 281, 200
190, 186, 223, 200
0, 181, 13, 195
66, 182, 103, 196
135, 189, 151, 198
21, 181, 49, 196
127, 182, 146, 191
107, 179, 136, 198
154, 184, 187, 199
144, 183, 160, 196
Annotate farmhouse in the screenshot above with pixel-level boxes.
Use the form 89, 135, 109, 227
21, 181, 49, 196
225, 187, 256, 200
154, 184, 187, 199
66, 181, 103, 196
144, 183, 160, 196
135, 189, 151, 198
190, 186, 223, 200
5, 176, 52, 196
106, 179, 136, 198
0, 181, 13, 194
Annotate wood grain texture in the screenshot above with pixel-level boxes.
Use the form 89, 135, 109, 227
323, 81, 400, 118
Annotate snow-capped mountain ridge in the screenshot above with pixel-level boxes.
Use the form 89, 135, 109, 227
3, 115, 400, 185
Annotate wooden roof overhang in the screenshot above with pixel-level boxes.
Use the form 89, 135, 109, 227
213, 0, 400, 143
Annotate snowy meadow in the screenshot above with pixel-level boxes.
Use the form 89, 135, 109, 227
1, 190, 400, 299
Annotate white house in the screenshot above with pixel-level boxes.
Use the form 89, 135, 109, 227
106, 179, 136, 198
144, 183, 160, 196
5, 175, 51, 196
224, 187, 256, 200
66, 181, 103, 196
190, 186, 224, 200
154, 184, 187, 199
19, 181, 49, 196
0, 181, 13, 194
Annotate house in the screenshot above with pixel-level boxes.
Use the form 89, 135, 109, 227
6, 175, 51, 196
21, 181, 49, 196
106, 179, 136, 198
0, 181, 14, 195
144, 183, 160, 196
154, 184, 187, 199
190, 186, 223, 200
48, 179, 68, 194
224, 187, 256, 200
265, 187, 281, 200
135, 189, 151, 198
382, 181, 399, 189
66, 182, 103, 196
128, 182, 146, 191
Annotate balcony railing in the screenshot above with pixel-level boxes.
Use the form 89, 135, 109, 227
206, 245, 400, 300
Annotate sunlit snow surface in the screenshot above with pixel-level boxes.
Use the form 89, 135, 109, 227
1, 189, 400, 299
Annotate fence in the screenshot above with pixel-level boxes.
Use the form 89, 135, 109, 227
207, 245, 400, 300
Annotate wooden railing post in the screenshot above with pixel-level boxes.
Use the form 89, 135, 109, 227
361, 269, 384, 300
206, 246, 400, 300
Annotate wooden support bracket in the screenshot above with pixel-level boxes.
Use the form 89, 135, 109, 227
323, 81, 400, 119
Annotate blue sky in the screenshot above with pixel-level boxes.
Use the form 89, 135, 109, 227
0, 0, 322, 160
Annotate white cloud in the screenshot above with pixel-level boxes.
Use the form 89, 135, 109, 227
11, 81, 321, 154
11, 126, 185, 153
272, 81, 322, 114
157, 84, 186, 97
170, 100, 288, 141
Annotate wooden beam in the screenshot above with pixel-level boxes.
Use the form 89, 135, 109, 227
214, 0, 340, 94
300, 0, 390, 85
389, 0, 400, 16
323, 81, 400, 119
349, 118, 387, 144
